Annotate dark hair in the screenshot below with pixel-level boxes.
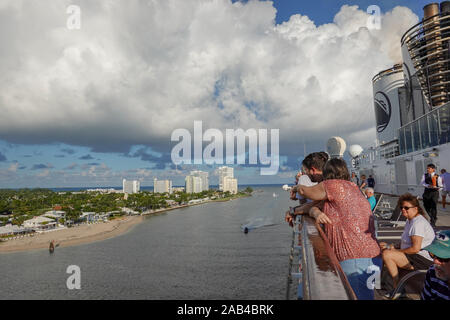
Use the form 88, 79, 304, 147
323, 158, 350, 181
397, 193, 426, 216
302, 152, 329, 171
427, 163, 436, 169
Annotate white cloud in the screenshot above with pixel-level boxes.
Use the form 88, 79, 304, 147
0, 0, 418, 157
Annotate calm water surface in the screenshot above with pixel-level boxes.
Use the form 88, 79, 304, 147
0, 186, 293, 299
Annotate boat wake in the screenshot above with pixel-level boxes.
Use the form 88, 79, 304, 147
241, 216, 278, 232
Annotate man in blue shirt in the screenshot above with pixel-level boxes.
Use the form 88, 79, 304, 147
421, 230, 450, 300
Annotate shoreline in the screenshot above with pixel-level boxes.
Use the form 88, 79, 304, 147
0, 215, 144, 254
0, 194, 250, 254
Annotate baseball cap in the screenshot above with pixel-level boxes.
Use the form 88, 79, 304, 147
423, 230, 450, 259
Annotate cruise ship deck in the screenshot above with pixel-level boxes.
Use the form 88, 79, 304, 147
286, 195, 450, 300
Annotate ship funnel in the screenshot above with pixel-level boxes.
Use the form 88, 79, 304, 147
423, 2, 446, 107
423, 3, 439, 18
401, 1, 450, 111
440, 1, 450, 14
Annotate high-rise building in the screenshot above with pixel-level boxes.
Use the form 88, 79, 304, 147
123, 179, 140, 194
189, 170, 209, 191
153, 178, 173, 194
218, 166, 234, 191
185, 175, 203, 193
223, 176, 238, 194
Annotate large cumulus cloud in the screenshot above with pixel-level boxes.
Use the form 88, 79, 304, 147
0, 0, 418, 161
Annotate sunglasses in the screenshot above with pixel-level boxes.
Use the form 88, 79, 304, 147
400, 206, 416, 211
429, 252, 450, 263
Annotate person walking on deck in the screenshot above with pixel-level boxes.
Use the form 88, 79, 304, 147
367, 175, 375, 188
350, 172, 359, 186
421, 164, 442, 227
441, 169, 450, 209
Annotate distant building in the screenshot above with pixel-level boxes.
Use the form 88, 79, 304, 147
185, 175, 203, 193
172, 187, 185, 193
87, 188, 119, 193
154, 178, 173, 194
23, 216, 58, 231
190, 170, 209, 191
123, 179, 140, 194
0, 224, 29, 237
218, 166, 234, 191
43, 210, 66, 219
223, 176, 238, 194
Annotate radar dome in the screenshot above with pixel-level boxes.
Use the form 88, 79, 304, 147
349, 145, 363, 158
326, 137, 346, 158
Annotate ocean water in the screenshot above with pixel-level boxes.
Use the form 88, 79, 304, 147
0, 186, 293, 300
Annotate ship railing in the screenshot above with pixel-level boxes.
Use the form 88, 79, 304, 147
401, 13, 450, 46
398, 102, 450, 155
286, 208, 357, 300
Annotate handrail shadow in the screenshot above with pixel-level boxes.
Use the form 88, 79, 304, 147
290, 214, 357, 300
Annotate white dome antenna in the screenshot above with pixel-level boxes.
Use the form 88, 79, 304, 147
326, 137, 346, 159
349, 145, 363, 158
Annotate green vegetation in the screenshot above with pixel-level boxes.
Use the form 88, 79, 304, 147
0, 187, 253, 227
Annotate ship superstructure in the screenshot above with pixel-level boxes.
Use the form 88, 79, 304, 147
354, 2, 450, 197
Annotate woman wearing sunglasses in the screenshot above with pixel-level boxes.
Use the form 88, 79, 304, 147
380, 193, 435, 297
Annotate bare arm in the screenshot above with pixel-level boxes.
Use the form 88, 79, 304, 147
309, 206, 332, 224
398, 235, 423, 254
284, 200, 324, 227
381, 235, 423, 253
298, 182, 327, 201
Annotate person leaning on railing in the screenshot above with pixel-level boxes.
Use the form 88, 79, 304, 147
380, 194, 435, 298
285, 152, 328, 227
297, 158, 382, 300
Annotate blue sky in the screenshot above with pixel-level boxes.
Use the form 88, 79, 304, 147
0, 0, 429, 188
271, 0, 427, 24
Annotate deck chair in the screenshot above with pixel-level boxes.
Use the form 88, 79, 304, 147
373, 196, 396, 220
386, 270, 427, 300
377, 204, 406, 228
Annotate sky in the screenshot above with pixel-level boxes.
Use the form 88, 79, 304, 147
0, 0, 431, 188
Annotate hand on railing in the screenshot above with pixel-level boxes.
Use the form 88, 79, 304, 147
285, 210, 294, 227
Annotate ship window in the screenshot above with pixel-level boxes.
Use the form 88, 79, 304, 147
412, 121, 421, 152
398, 128, 405, 155
438, 104, 450, 144
428, 113, 439, 147
405, 125, 413, 153
419, 117, 431, 149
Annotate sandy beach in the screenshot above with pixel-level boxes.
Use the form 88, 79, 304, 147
0, 215, 144, 254
0, 194, 250, 254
